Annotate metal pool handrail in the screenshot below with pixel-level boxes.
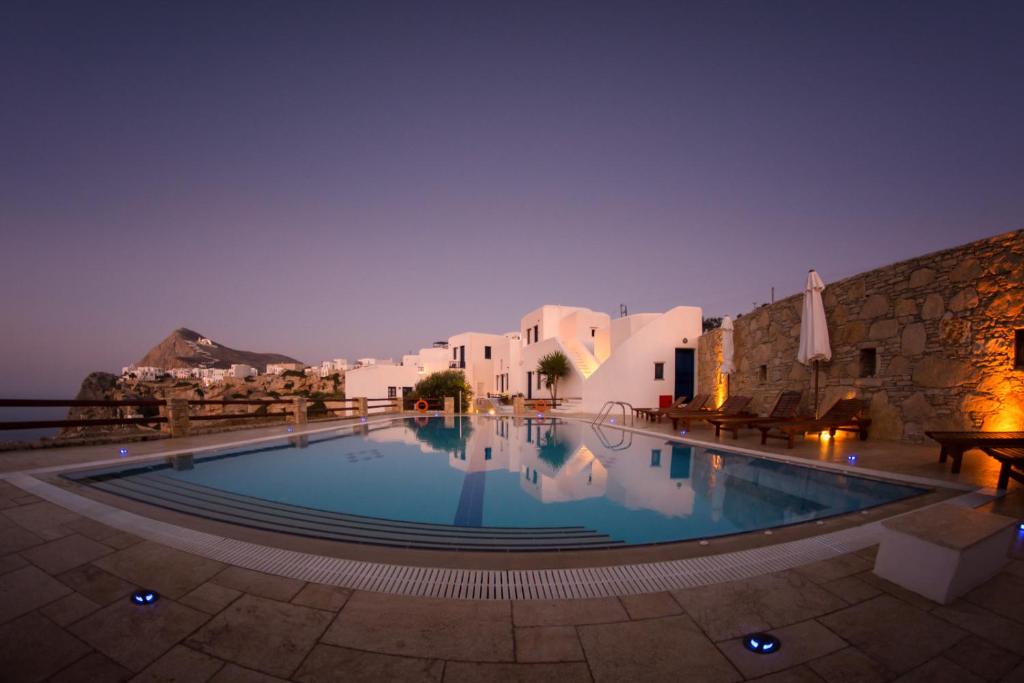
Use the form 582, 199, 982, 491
592, 401, 634, 426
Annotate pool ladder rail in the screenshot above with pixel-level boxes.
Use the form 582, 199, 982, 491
592, 401, 634, 426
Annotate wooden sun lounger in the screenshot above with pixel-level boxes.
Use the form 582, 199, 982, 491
706, 390, 803, 438
634, 395, 690, 421
925, 431, 1024, 475
979, 447, 1024, 490
640, 394, 710, 423
670, 395, 752, 431
759, 398, 871, 448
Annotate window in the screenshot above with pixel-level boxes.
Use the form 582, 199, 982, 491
525, 329, 531, 344
758, 365, 768, 384
1016, 330, 1024, 369
387, 386, 396, 398
650, 449, 662, 467
485, 447, 492, 461
859, 348, 878, 378
484, 345, 491, 359
403, 387, 412, 396
654, 362, 665, 380
453, 348, 457, 360
537, 372, 542, 390
533, 325, 539, 342
591, 327, 597, 337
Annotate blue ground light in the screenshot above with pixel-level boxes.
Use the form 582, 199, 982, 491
743, 633, 781, 654
118, 448, 128, 457
131, 590, 159, 605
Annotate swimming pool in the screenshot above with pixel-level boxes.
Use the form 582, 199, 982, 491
68, 416, 926, 551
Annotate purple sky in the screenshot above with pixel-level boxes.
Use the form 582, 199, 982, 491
2, 1, 1022, 398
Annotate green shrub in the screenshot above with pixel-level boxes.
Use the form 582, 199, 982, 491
409, 370, 472, 411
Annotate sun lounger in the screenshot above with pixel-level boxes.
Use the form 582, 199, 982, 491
758, 398, 870, 448
706, 390, 803, 439
634, 395, 690, 421
925, 431, 1024, 474
641, 394, 710, 423
979, 447, 1024, 490
670, 395, 753, 431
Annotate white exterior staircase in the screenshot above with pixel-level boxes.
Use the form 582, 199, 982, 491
563, 338, 600, 379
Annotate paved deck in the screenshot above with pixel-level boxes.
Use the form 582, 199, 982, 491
1, 416, 1023, 681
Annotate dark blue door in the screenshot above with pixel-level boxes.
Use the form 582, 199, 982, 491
526, 371, 533, 399
674, 348, 695, 401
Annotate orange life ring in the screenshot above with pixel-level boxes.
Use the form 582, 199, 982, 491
415, 399, 429, 413
534, 400, 549, 413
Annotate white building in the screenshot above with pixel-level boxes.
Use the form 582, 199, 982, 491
446, 332, 510, 399
121, 366, 163, 381
318, 358, 349, 377
228, 364, 257, 379
265, 362, 305, 375
345, 347, 452, 400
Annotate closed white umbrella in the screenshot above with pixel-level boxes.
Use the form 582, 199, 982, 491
797, 269, 831, 417
719, 316, 735, 397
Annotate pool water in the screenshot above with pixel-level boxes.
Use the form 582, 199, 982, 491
71, 416, 926, 549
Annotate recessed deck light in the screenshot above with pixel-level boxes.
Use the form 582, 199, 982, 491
118, 448, 128, 456
743, 633, 780, 654
286, 426, 293, 433
131, 590, 159, 605
846, 455, 857, 464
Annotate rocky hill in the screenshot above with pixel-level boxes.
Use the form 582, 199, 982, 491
136, 328, 301, 370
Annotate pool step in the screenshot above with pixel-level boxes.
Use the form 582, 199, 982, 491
78, 473, 624, 551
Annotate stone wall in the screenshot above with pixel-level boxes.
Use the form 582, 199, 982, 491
697, 228, 1024, 441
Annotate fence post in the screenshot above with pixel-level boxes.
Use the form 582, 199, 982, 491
512, 396, 525, 416
292, 397, 308, 426
357, 397, 368, 418
443, 396, 455, 415
393, 393, 404, 414
166, 398, 191, 438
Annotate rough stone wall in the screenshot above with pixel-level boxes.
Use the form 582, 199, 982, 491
697, 228, 1024, 441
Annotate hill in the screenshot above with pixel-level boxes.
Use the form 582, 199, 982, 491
136, 328, 302, 370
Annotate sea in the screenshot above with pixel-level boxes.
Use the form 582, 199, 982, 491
0, 407, 68, 443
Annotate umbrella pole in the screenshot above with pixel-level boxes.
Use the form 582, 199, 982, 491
813, 360, 820, 419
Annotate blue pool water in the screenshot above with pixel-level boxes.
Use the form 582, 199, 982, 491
73, 417, 925, 548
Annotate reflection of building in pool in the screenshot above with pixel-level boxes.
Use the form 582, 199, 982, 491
602, 442, 696, 518
714, 454, 834, 528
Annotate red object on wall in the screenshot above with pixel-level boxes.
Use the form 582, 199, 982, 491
659, 395, 673, 408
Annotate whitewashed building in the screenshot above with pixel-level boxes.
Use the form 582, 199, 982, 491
265, 362, 305, 375
228, 364, 257, 378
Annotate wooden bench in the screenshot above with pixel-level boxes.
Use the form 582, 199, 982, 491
874, 503, 1018, 604
925, 431, 1024, 474
980, 447, 1024, 490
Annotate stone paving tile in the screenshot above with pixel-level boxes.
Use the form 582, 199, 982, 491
132, 644, 226, 682
718, 619, 846, 679
12, 494, 43, 505
293, 643, 444, 682
0, 523, 46, 555
943, 634, 1022, 682
0, 612, 91, 683
963, 573, 1024, 625
180, 582, 243, 615
94, 541, 226, 600
2, 501, 81, 540
48, 652, 132, 683
0, 564, 72, 624
578, 614, 741, 682
806, 647, 893, 683
209, 663, 288, 682
102, 531, 145, 550
820, 575, 883, 605
0, 551, 29, 575
619, 591, 683, 620
1002, 661, 1024, 682
442, 662, 593, 682
290, 583, 351, 612
210, 566, 305, 602
60, 516, 125, 542
794, 554, 874, 584
1004, 560, 1024, 580
71, 597, 210, 672
39, 591, 101, 627
322, 592, 513, 662
932, 599, 1024, 657
748, 666, 826, 683
818, 595, 967, 674
186, 594, 332, 679
672, 570, 846, 641
58, 563, 135, 605
20, 533, 113, 575
512, 596, 628, 626
891, 657, 985, 682
858, 572, 941, 612
515, 625, 584, 662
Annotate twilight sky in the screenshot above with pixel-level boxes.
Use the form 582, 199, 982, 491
1, 1, 1022, 397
